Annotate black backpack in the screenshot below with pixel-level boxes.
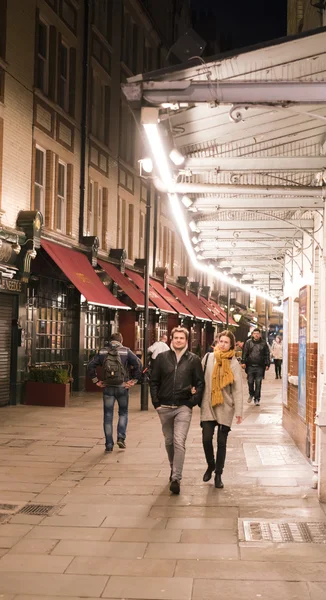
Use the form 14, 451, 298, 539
103, 348, 126, 385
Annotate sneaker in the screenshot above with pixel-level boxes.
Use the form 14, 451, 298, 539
105, 447, 113, 453
254, 400, 260, 406
170, 479, 180, 495
214, 474, 224, 489
117, 438, 126, 449
247, 395, 254, 404
203, 464, 215, 482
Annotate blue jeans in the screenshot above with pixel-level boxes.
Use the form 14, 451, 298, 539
103, 386, 129, 449
247, 365, 265, 401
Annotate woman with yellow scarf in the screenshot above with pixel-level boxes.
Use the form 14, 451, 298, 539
200, 330, 244, 488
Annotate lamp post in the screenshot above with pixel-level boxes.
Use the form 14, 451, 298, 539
138, 159, 153, 411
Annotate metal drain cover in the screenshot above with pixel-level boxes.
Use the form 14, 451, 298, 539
18, 504, 55, 516
239, 520, 326, 543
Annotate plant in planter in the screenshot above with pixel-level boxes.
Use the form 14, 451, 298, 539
25, 366, 71, 407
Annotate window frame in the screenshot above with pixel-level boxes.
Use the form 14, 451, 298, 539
56, 160, 67, 233
37, 18, 50, 95
58, 39, 70, 112
34, 145, 46, 215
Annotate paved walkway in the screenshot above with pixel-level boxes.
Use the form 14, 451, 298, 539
0, 370, 325, 600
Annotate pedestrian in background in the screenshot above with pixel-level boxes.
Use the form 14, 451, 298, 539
88, 333, 142, 452
148, 334, 169, 372
150, 327, 204, 495
241, 328, 270, 406
271, 335, 283, 379
201, 330, 243, 489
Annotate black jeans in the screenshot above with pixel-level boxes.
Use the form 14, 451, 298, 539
202, 421, 231, 474
247, 365, 265, 401
274, 359, 282, 378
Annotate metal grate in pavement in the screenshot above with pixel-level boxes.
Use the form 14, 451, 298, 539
18, 504, 55, 516
239, 520, 326, 543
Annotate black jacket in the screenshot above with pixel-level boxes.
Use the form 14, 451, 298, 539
150, 349, 205, 409
242, 338, 270, 369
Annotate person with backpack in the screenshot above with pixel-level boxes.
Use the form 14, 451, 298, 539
88, 333, 142, 452
201, 330, 243, 489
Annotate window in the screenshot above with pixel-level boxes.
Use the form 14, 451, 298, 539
143, 40, 153, 72
59, 0, 77, 33
170, 231, 175, 277
139, 212, 145, 258
163, 226, 168, 268
92, 35, 111, 74
0, 0, 7, 60
120, 102, 135, 166
87, 180, 94, 235
117, 196, 126, 248
34, 147, 46, 214
91, 71, 110, 146
36, 20, 49, 94
97, 186, 102, 247
58, 40, 69, 111
92, 0, 113, 43
56, 161, 67, 232
128, 204, 134, 260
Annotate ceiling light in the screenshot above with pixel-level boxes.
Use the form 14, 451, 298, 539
189, 220, 200, 232
194, 245, 201, 252
169, 149, 185, 166
191, 236, 200, 244
181, 195, 193, 208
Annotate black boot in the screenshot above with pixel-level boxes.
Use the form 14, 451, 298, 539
203, 464, 215, 482
214, 473, 224, 488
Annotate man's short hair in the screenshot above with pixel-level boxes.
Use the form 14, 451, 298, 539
109, 332, 123, 343
252, 328, 261, 333
170, 326, 189, 341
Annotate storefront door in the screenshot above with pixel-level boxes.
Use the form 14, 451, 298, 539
0, 294, 13, 406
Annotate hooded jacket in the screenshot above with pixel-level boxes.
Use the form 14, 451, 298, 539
150, 347, 204, 409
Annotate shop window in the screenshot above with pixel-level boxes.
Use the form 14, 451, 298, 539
84, 304, 110, 363
56, 160, 67, 233
36, 19, 49, 94
26, 276, 74, 365
159, 313, 168, 339
34, 146, 46, 214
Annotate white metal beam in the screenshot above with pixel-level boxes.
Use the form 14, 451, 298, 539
198, 230, 303, 239
197, 220, 314, 230
201, 240, 294, 248
193, 197, 325, 210
172, 183, 325, 197
123, 81, 326, 105
186, 156, 326, 171
202, 248, 286, 257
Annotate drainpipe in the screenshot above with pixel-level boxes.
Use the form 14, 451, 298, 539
79, 0, 90, 243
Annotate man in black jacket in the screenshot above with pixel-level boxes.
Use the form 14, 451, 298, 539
150, 326, 204, 494
241, 328, 270, 406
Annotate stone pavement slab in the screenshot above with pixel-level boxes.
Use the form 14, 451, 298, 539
0, 372, 325, 600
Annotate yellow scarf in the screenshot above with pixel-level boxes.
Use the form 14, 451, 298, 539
211, 348, 235, 407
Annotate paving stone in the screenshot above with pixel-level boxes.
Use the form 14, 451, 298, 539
166, 518, 236, 530
8, 538, 59, 554
26, 526, 115, 541
175, 559, 326, 580
52, 540, 147, 558
308, 582, 326, 600
145, 542, 239, 560
180, 529, 237, 543
240, 542, 326, 561
66, 557, 176, 576
101, 516, 167, 529
0, 553, 73, 573
149, 506, 239, 518
0, 572, 108, 597
192, 579, 310, 600
102, 575, 193, 599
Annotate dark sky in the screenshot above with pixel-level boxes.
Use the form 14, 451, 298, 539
191, 0, 288, 53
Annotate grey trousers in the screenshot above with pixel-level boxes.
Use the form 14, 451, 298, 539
157, 405, 192, 482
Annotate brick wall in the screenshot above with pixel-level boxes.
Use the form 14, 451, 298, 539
283, 342, 318, 461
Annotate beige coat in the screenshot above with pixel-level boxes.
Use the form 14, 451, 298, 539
200, 354, 244, 427
271, 341, 283, 360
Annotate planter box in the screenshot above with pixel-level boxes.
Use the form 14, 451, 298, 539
25, 381, 70, 407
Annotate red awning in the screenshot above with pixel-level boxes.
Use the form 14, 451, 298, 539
168, 284, 212, 321
198, 296, 221, 323
125, 269, 176, 314
98, 260, 154, 309
150, 278, 192, 317
208, 299, 237, 326
41, 240, 129, 309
